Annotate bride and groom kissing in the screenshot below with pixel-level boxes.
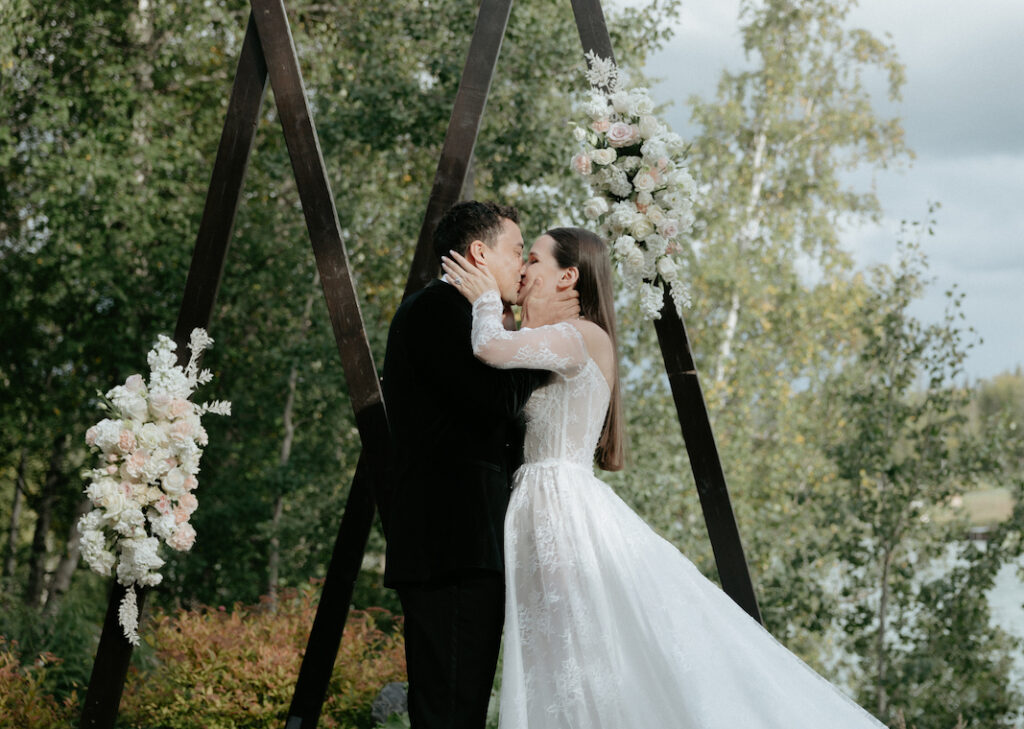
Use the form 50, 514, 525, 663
378, 201, 888, 729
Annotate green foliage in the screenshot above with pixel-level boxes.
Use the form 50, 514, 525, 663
0, 637, 79, 728
0, 573, 106, 700
119, 585, 405, 729
821, 225, 1022, 726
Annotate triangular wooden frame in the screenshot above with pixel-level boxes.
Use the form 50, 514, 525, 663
78, 1, 760, 727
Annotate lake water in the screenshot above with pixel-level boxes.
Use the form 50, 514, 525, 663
989, 557, 1024, 687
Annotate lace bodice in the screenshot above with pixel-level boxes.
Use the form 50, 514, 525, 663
471, 290, 610, 468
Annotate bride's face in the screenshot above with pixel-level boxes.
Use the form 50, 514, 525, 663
517, 234, 569, 305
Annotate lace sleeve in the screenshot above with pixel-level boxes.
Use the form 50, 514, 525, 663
471, 290, 587, 375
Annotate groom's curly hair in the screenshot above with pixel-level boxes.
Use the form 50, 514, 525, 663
433, 200, 519, 264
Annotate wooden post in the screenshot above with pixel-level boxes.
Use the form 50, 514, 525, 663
402, 0, 515, 299
79, 15, 268, 728
570, 0, 761, 624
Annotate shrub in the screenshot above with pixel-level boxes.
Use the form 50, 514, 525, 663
120, 584, 405, 729
0, 637, 79, 728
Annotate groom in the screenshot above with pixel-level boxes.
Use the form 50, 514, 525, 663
380, 201, 573, 729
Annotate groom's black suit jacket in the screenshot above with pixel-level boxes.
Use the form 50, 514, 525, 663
380, 280, 544, 587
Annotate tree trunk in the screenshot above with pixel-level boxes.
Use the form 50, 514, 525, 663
3, 447, 28, 578
714, 125, 768, 384
875, 544, 893, 718
267, 363, 299, 610
266, 272, 319, 608
130, 0, 154, 185
43, 498, 92, 617
25, 434, 67, 607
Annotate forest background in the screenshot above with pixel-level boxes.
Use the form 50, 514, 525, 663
1, 0, 1022, 728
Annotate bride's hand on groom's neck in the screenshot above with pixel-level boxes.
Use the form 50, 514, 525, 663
521, 277, 580, 329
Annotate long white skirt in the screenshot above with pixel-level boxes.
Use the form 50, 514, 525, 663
498, 460, 885, 729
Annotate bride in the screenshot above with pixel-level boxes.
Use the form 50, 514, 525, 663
440, 227, 887, 729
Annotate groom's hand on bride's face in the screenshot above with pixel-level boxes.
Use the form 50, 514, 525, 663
521, 278, 580, 328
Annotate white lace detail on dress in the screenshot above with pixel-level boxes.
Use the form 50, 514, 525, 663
471, 290, 609, 468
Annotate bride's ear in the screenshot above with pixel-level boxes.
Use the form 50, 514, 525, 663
557, 266, 579, 289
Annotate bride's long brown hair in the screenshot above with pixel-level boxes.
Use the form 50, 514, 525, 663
545, 227, 625, 471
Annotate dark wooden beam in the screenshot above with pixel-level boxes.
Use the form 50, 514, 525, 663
653, 287, 762, 622
243, 2, 391, 727
402, 0, 515, 300
570, 2, 762, 623
79, 15, 269, 729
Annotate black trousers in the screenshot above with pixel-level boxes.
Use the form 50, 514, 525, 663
397, 572, 505, 729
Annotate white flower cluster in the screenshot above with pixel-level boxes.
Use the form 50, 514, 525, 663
78, 328, 230, 645
572, 52, 696, 319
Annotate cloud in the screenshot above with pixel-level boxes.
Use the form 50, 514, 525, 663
632, 0, 1024, 378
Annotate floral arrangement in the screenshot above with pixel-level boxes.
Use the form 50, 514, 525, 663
78, 329, 230, 645
571, 52, 697, 319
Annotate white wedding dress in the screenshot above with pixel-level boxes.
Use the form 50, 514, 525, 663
469, 290, 887, 729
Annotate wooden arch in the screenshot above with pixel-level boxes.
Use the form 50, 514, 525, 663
78, 1, 761, 727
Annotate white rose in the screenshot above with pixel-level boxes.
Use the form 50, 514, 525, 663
629, 90, 655, 116
101, 488, 131, 517
657, 218, 681, 240
630, 215, 656, 241
86, 477, 119, 506
607, 122, 640, 148
149, 392, 173, 421
572, 125, 588, 142
646, 205, 667, 227
657, 256, 680, 282
162, 467, 188, 497
591, 147, 617, 165
583, 196, 609, 220
636, 191, 654, 208
110, 388, 149, 422
632, 170, 656, 193
136, 422, 168, 451
638, 115, 661, 139
611, 90, 631, 114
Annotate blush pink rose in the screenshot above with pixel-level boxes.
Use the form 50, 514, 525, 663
606, 122, 640, 148
591, 119, 611, 133
155, 495, 172, 515
571, 153, 593, 175
125, 374, 145, 393
179, 492, 198, 515
184, 475, 198, 492
169, 523, 197, 551
170, 398, 191, 419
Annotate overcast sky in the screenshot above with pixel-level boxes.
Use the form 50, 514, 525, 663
623, 0, 1023, 381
